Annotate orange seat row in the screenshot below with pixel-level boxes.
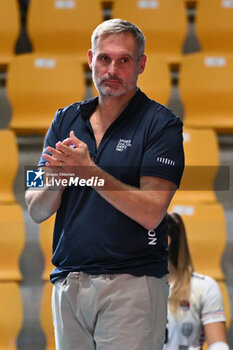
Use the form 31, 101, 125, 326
5, 52, 233, 135
2, 0, 233, 68
0, 201, 25, 349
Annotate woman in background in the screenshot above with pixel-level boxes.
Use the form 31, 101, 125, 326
164, 212, 229, 350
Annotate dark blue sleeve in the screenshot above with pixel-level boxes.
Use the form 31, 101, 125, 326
140, 117, 184, 187
38, 109, 62, 167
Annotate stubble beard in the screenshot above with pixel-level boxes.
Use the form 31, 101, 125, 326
92, 71, 138, 98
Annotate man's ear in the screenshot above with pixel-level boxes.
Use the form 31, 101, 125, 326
88, 49, 93, 70
139, 54, 147, 74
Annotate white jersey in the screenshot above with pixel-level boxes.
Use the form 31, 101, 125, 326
164, 273, 226, 350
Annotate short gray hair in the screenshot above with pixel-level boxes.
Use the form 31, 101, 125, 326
91, 18, 145, 59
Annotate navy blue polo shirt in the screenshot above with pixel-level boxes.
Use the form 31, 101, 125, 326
38, 89, 184, 283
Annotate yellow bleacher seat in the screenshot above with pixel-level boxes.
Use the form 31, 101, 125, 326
39, 215, 56, 281
0, 0, 20, 68
0, 282, 23, 350
7, 53, 86, 134
168, 202, 227, 281
40, 281, 55, 350
0, 204, 25, 281
179, 53, 233, 133
138, 54, 171, 105
0, 130, 18, 203
175, 127, 219, 204
111, 0, 188, 68
195, 0, 233, 55
27, 0, 103, 58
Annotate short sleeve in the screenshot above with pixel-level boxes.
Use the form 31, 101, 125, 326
140, 115, 184, 187
201, 276, 226, 325
38, 109, 62, 167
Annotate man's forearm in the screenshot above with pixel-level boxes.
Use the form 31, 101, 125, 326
44, 135, 177, 229
25, 185, 63, 223
25, 168, 65, 223
90, 164, 176, 230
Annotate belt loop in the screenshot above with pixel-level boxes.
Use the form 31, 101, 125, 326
106, 274, 111, 281
72, 271, 80, 280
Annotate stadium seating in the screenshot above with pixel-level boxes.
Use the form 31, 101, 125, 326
174, 127, 219, 204
7, 53, 86, 134
0, 282, 23, 349
39, 215, 56, 281
40, 281, 55, 350
0, 130, 19, 203
138, 54, 171, 105
27, 0, 103, 59
169, 202, 227, 281
0, 0, 20, 68
195, 0, 233, 55
111, 0, 188, 68
0, 204, 25, 281
179, 53, 233, 133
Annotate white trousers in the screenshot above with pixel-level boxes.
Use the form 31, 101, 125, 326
52, 272, 169, 350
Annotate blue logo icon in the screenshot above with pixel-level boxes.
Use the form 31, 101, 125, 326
26, 169, 45, 188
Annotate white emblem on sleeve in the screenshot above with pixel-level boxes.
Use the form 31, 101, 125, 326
157, 157, 175, 166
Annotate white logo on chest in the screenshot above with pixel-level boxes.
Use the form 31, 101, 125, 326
116, 139, 132, 152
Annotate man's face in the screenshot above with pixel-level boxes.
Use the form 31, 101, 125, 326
88, 33, 146, 98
